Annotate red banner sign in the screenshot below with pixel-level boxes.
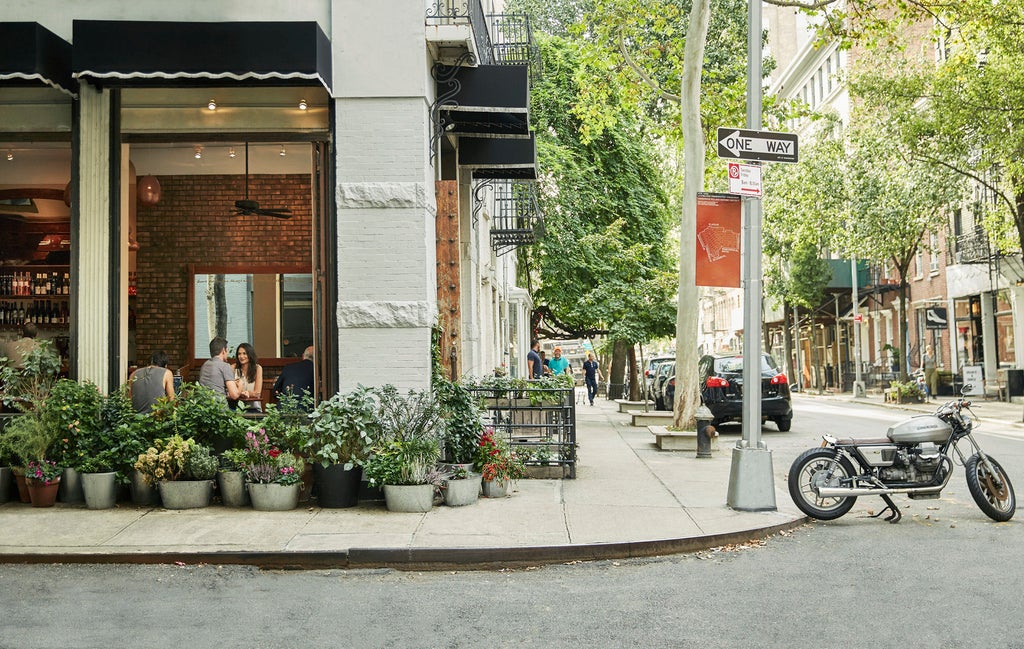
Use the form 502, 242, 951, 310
695, 193, 741, 288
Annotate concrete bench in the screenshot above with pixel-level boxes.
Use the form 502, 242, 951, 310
614, 399, 655, 413
649, 425, 720, 452
628, 410, 674, 427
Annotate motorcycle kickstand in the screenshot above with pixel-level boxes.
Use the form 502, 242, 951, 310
868, 494, 902, 524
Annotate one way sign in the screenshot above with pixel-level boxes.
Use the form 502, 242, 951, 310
717, 127, 799, 164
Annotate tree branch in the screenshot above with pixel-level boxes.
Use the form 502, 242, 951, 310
912, 151, 1017, 217
617, 29, 682, 104
762, 0, 838, 9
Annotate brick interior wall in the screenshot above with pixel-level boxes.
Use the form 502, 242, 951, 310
134, 174, 312, 376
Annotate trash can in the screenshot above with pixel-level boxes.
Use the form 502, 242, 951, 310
1007, 369, 1024, 397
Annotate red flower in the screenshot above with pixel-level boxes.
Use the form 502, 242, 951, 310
268, 448, 281, 459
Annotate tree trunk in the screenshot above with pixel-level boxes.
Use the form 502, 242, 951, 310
627, 345, 639, 401
608, 339, 628, 400
899, 279, 909, 383
672, 0, 711, 431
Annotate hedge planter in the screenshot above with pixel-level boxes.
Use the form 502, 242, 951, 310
26, 477, 60, 507
383, 484, 434, 513
129, 469, 160, 507
0, 466, 11, 504
481, 479, 510, 498
158, 480, 213, 509
443, 472, 482, 507
314, 463, 362, 508
247, 482, 300, 511
81, 472, 118, 509
217, 470, 250, 508
57, 467, 85, 504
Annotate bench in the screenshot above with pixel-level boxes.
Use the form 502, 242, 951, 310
649, 425, 720, 452
628, 410, 674, 427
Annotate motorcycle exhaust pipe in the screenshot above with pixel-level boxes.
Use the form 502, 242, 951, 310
817, 486, 943, 497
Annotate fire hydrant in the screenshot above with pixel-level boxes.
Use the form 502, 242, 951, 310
695, 404, 717, 459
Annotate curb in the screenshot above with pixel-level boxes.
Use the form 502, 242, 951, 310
0, 518, 808, 571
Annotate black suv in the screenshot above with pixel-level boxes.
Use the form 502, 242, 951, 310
698, 352, 792, 431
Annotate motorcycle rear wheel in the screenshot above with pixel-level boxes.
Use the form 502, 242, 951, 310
788, 448, 857, 520
965, 454, 1015, 522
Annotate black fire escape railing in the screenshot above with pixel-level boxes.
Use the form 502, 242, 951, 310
953, 227, 992, 265
425, 0, 494, 65
488, 14, 540, 78
490, 179, 543, 256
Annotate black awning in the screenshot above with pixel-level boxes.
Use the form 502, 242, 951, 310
460, 135, 536, 180
72, 21, 331, 91
438, 64, 529, 137
0, 22, 75, 96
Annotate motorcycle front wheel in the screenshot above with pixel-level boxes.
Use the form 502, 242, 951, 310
788, 448, 857, 520
966, 454, 1016, 522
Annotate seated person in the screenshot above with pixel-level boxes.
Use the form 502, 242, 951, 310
4, 322, 40, 369
128, 350, 175, 413
232, 342, 264, 412
198, 336, 241, 403
273, 345, 315, 409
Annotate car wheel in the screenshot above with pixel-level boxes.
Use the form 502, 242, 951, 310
775, 416, 792, 432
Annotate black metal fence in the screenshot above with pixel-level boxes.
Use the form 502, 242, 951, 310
468, 386, 576, 478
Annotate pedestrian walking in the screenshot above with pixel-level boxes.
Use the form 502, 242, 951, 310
582, 352, 601, 406
922, 344, 938, 401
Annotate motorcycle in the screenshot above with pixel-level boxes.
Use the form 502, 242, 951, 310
788, 384, 1016, 523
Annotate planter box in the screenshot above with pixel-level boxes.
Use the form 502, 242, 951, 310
383, 484, 434, 512
217, 470, 249, 507
481, 479, 509, 498
443, 473, 482, 506
158, 480, 213, 509
81, 472, 117, 510
247, 482, 300, 511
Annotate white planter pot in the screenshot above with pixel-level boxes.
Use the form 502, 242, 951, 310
481, 479, 509, 498
383, 484, 434, 512
81, 471, 117, 509
444, 473, 482, 507
217, 470, 250, 507
247, 482, 300, 511
158, 480, 213, 509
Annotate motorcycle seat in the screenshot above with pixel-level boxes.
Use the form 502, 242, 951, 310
835, 437, 893, 446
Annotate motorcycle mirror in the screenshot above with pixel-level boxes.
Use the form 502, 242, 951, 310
961, 383, 973, 395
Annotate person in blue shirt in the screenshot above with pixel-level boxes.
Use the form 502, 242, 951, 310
527, 339, 543, 379
548, 346, 571, 376
582, 352, 601, 406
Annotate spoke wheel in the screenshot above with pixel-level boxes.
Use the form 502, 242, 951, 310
788, 448, 857, 520
966, 454, 1016, 522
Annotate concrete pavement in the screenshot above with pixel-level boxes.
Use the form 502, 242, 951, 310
0, 395, 806, 570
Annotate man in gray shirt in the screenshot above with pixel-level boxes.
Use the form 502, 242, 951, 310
198, 337, 241, 402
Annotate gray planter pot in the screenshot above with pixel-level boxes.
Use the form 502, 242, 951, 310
58, 467, 85, 504
383, 484, 434, 513
158, 480, 213, 509
217, 470, 250, 507
81, 472, 118, 510
481, 478, 509, 498
0, 466, 11, 504
130, 469, 160, 507
443, 472, 482, 507
247, 482, 300, 511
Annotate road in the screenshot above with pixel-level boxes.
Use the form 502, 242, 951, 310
2, 396, 1022, 648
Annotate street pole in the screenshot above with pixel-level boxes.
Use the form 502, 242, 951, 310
852, 257, 865, 397
727, 0, 776, 512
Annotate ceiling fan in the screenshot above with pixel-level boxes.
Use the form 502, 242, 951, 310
232, 142, 293, 219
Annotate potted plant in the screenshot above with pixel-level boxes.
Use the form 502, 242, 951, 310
260, 391, 315, 501
218, 447, 250, 507
24, 458, 62, 507
306, 385, 381, 508
135, 435, 218, 509
364, 386, 444, 512
441, 465, 482, 507
44, 379, 104, 504
77, 449, 120, 510
243, 429, 304, 511
435, 379, 484, 470
474, 428, 525, 498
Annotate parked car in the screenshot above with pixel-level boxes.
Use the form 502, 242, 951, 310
643, 355, 674, 400
652, 361, 675, 410
698, 352, 792, 431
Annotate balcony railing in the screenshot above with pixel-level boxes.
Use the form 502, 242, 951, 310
489, 14, 540, 78
953, 228, 991, 264
425, 0, 493, 65
490, 180, 543, 255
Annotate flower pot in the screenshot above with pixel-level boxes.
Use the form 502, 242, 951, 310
57, 467, 85, 504
13, 470, 31, 503
314, 463, 362, 508
0, 466, 11, 504
26, 477, 60, 507
481, 478, 509, 498
443, 472, 482, 507
217, 470, 250, 507
157, 480, 213, 509
129, 469, 160, 507
81, 472, 118, 510
383, 483, 434, 513
247, 482, 300, 511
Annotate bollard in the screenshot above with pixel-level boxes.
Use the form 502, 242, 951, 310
695, 404, 716, 459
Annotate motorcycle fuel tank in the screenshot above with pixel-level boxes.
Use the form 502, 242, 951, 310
887, 415, 952, 444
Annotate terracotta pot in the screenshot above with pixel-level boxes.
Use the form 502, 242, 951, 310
14, 472, 31, 503
26, 477, 60, 507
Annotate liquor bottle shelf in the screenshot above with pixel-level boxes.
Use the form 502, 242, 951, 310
0, 294, 70, 300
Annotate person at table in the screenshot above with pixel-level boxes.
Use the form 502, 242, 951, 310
198, 336, 241, 403
128, 350, 175, 413
4, 322, 40, 370
273, 345, 315, 408
233, 342, 264, 412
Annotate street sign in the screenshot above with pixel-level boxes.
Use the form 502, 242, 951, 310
717, 127, 799, 164
925, 307, 947, 330
727, 162, 762, 197
854, 314, 863, 323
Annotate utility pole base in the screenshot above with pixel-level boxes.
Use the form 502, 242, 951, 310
853, 381, 866, 398
726, 445, 777, 511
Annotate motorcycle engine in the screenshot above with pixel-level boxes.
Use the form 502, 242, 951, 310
878, 443, 944, 483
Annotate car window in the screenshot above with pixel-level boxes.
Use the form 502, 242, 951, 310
714, 354, 778, 374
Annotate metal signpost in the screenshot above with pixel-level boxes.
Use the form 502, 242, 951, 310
721, 0, 799, 512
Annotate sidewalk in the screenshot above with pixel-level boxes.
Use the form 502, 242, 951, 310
0, 396, 805, 570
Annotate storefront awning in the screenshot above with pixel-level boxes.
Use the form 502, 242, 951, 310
72, 21, 332, 91
0, 22, 76, 96
438, 64, 529, 137
460, 135, 537, 180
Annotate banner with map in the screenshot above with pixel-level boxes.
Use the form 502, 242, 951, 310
695, 193, 741, 288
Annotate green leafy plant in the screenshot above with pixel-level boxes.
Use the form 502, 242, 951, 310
474, 428, 525, 485
184, 442, 218, 480
364, 386, 443, 486
306, 386, 381, 469
889, 379, 925, 402
220, 448, 248, 471
169, 383, 248, 449
0, 342, 62, 467
434, 379, 483, 464
25, 459, 62, 485
260, 390, 314, 453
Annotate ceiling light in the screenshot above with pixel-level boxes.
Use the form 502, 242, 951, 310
194, 146, 203, 159
228, 147, 236, 158
279, 145, 287, 157
298, 98, 308, 110
5, 150, 12, 161
207, 99, 217, 111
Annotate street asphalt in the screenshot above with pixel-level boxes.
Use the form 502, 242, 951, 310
2, 387, 1019, 570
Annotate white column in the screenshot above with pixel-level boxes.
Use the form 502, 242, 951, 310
1009, 286, 1024, 368
981, 290, 998, 382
